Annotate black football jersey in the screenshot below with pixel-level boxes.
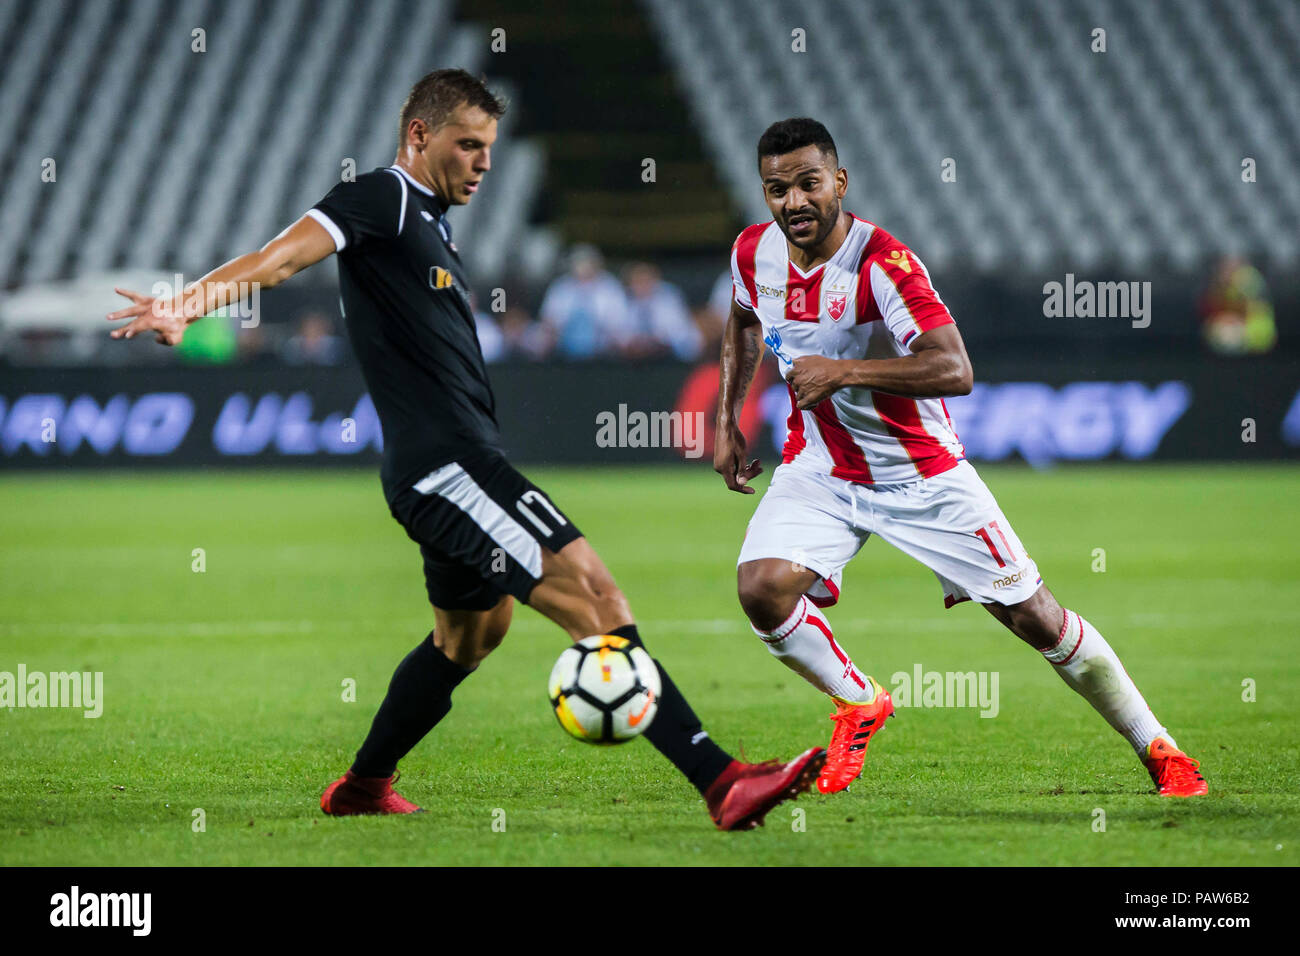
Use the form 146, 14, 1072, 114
310, 165, 500, 501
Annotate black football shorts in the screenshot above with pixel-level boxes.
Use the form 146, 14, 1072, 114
388, 448, 583, 611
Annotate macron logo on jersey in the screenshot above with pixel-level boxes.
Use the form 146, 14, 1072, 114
884, 248, 914, 273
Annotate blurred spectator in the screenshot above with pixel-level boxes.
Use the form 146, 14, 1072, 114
707, 269, 734, 326
621, 261, 702, 360
696, 268, 736, 357
499, 305, 549, 360
470, 293, 507, 363
1200, 257, 1277, 355
281, 310, 345, 365
692, 304, 724, 357
537, 244, 631, 359
236, 322, 278, 366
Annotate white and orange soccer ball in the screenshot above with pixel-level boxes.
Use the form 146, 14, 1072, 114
548, 635, 660, 744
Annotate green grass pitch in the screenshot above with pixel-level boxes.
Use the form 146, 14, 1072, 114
1, 463, 1297, 866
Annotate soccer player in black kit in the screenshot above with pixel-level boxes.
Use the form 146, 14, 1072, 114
107, 70, 822, 830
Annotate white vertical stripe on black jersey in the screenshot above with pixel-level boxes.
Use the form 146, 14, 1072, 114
384, 167, 409, 235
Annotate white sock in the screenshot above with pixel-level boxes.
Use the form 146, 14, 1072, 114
753, 596, 875, 703
1043, 609, 1170, 757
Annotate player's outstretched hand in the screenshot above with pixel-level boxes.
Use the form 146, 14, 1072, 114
106, 288, 186, 346
714, 422, 762, 494
787, 354, 843, 409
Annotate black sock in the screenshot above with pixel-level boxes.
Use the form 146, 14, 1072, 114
610, 624, 734, 794
351, 632, 470, 778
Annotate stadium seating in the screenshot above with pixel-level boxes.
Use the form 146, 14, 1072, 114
0, 0, 546, 288
644, 0, 1300, 273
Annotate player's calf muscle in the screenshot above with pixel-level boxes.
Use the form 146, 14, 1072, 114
531, 582, 632, 639
433, 599, 513, 668
986, 584, 1063, 650
532, 539, 633, 638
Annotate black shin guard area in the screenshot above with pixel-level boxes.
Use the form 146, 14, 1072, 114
609, 624, 734, 793
351, 633, 471, 778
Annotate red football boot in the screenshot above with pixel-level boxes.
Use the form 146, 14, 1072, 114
704, 747, 826, 831
320, 770, 425, 815
1144, 737, 1208, 797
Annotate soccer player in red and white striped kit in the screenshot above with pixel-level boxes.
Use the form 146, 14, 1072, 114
714, 118, 1207, 798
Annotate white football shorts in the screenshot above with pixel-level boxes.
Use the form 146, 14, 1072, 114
737, 459, 1042, 609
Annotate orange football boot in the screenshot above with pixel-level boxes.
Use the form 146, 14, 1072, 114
1144, 737, 1208, 797
818, 676, 895, 794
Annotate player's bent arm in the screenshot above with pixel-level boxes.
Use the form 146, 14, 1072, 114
843, 324, 973, 397
788, 324, 973, 409
108, 216, 337, 343
716, 300, 765, 427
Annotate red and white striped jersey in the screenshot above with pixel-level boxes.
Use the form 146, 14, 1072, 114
731, 215, 964, 485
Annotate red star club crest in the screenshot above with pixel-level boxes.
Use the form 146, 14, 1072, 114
827, 292, 848, 321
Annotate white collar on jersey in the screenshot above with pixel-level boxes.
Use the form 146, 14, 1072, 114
786, 215, 870, 277
388, 164, 448, 211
